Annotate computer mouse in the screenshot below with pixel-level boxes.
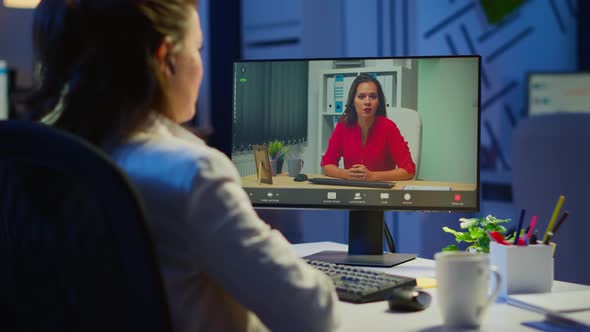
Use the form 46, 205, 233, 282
293, 174, 308, 182
387, 287, 431, 312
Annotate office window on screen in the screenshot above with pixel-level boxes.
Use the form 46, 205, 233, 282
232, 61, 308, 153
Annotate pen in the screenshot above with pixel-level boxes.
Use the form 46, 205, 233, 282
551, 211, 569, 237
274, 149, 283, 161
543, 195, 565, 243
524, 215, 537, 245
513, 209, 526, 245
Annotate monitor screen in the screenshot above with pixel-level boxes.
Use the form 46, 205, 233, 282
528, 72, 590, 116
231, 56, 481, 266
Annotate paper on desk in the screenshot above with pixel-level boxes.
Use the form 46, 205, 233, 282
507, 290, 590, 314
402, 185, 451, 191
416, 277, 437, 289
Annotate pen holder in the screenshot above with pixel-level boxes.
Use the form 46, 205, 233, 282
489, 241, 553, 298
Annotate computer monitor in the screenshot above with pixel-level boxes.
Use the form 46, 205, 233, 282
231, 55, 481, 267
527, 72, 590, 116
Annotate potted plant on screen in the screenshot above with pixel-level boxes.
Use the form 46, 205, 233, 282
441, 215, 511, 253
267, 140, 289, 175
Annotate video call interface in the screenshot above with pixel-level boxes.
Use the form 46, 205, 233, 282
231, 56, 480, 211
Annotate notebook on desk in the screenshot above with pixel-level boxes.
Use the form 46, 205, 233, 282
307, 177, 395, 189
507, 290, 590, 314
508, 290, 590, 328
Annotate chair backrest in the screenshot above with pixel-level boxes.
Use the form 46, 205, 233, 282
512, 114, 590, 285
0, 120, 173, 332
388, 107, 422, 178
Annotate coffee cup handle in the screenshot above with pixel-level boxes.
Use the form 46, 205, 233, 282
483, 266, 502, 311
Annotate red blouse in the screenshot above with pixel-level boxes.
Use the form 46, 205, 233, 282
320, 116, 416, 175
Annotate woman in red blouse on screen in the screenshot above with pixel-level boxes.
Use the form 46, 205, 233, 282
321, 73, 416, 181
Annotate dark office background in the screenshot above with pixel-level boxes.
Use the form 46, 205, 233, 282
0, 0, 587, 259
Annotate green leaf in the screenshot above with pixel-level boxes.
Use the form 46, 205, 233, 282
478, 236, 491, 252
442, 244, 458, 252
267, 139, 289, 160
443, 227, 466, 243
467, 244, 486, 253
484, 223, 496, 232
459, 218, 478, 229
469, 227, 486, 240
485, 214, 511, 224
442, 226, 461, 236
495, 225, 507, 234
442, 214, 511, 254
463, 233, 473, 242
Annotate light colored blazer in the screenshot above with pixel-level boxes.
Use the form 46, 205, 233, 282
107, 114, 339, 332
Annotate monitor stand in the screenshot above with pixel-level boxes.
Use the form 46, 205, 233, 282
303, 210, 417, 267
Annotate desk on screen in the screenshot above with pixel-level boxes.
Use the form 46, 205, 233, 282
240, 174, 476, 191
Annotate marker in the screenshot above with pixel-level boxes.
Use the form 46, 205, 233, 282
543, 195, 565, 243
513, 209, 526, 245
551, 211, 569, 237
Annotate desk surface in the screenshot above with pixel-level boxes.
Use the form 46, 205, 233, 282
293, 242, 590, 332
241, 174, 476, 191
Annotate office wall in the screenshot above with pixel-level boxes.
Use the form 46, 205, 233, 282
412, 0, 577, 258
0, 6, 34, 88
241, 0, 579, 256
416, 0, 577, 202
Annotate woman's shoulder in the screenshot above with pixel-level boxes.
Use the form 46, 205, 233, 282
376, 115, 394, 125
110, 118, 239, 186
335, 119, 357, 131
375, 115, 397, 128
375, 116, 402, 135
151, 133, 232, 172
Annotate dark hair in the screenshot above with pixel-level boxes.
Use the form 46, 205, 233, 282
27, 0, 196, 145
340, 73, 387, 125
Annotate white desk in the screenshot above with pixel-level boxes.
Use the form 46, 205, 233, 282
293, 242, 590, 332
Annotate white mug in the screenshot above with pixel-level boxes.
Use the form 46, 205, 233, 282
435, 252, 501, 329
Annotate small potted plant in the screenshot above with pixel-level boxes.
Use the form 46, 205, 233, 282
267, 139, 289, 175
442, 215, 511, 253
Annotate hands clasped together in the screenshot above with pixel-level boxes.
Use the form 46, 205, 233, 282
346, 164, 372, 180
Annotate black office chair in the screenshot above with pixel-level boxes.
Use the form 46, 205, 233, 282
0, 120, 173, 332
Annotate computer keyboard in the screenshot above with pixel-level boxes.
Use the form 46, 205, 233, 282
306, 259, 417, 303
307, 177, 395, 189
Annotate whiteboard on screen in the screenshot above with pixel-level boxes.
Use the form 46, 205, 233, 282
528, 73, 590, 115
